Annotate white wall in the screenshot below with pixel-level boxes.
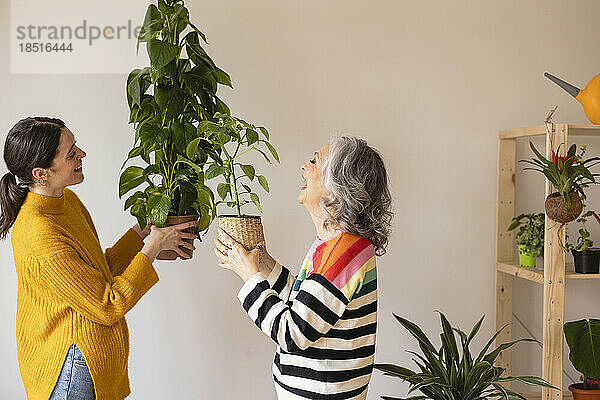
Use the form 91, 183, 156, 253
2, 0, 600, 398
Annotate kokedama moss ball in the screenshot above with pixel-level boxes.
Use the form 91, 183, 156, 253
545, 191, 582, 224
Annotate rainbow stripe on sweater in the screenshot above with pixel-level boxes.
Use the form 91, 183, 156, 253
296, 231, 376, 300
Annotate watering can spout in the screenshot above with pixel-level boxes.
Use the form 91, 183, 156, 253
544, 72, 581, 98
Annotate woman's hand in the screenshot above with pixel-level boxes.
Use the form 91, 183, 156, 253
214, 227, 260, 282
132, 220, 152, 240
141, 221, 198, 262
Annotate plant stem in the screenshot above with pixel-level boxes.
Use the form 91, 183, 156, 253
230, 166, 241, 216
220, 143, 241, 216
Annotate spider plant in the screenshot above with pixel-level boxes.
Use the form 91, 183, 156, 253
375, 311, 557, 400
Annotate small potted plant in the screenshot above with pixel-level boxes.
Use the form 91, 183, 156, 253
566, 197, 600, 274
521, 142, 600, 223
507, 213, 545, 268
564, 318, 600, 399
198, 112, 279, 250
375, 311, 556, 399
119, 0, 234, 260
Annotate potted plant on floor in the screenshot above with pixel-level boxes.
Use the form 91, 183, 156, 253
521, 142, 600, 223
198, 112, 279, 250
375, 311, 557, 399
508, 213, 545, 268
566, 197, 600, 274
564, 318, 600, 399
119, 0, 233, 259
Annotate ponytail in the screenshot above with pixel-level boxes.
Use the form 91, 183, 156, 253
0, 117, 64, 240
0, 172, 29, 240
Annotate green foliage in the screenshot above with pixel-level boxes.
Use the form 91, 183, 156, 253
199, 112, 279, 216
566, 196, 600, 251
507, 213, 545, 257
375, 312, 557, 400
521, 142, 600, 210
119, 0, 234, 231
564, 319, 600, 388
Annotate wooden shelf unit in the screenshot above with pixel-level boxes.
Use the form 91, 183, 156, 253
495, 123, 600, 400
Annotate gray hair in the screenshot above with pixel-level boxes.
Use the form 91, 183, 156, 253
320, 136, 393, 256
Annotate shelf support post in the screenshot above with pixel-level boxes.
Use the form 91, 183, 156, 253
495, 137, 516, 382
542, 124, 567, 400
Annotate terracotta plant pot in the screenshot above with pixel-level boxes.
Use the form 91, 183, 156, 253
569, 383, 600, 400
156, 214, 199, 260
217, 215, 264, 251
587, 378, 600, 389
545, 191, 582, 224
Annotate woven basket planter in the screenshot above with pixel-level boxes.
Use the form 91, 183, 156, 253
217, 215, 264, 251
156, 214, 199, 260
545, 191, 582, 224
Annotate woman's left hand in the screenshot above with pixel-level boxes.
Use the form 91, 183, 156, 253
214, 227, 260, 282
133, 220, 152, 240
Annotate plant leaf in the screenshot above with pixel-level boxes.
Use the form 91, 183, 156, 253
119, 166, 146, 197
240, 164, 255, 181
147, 39, 179, 69
217, 182, 230, 200
264, 141, 280, 162
212, 66, 232, 88
246, 129, 258, 145
258, 175, 269, 192
564, 319, 600, 379
250, 193, 262, 212
155, 84, 184, 123
147, 191, 171, 227
205, 163, 225, 180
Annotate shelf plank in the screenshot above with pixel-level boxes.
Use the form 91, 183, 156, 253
499, 124, 600, 139
497, 262, 544, 284
522, 392, 573, 400
566, 271, 600, 279
499, 125, 546, 139
497, 262, 600, 282
568, 124, 600, 136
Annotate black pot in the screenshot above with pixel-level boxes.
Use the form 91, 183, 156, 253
571, 249, 600, 274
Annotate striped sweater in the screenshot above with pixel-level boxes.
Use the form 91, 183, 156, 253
238, 229, 377, 399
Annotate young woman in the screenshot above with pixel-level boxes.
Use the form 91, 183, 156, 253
214, 136, 393, 399
0, 117, 197, 400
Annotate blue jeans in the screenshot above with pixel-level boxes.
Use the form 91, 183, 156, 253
49, 343, 95, 400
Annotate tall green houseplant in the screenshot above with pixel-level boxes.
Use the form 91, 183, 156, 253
119, 0, 232, 233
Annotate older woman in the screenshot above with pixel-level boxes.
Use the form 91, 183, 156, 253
0, 117, 197, 400
214, 136, 392, 399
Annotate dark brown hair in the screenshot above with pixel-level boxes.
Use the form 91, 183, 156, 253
0, 117, 65, 240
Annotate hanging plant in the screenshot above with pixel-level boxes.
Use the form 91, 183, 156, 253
521, 142, 600, 223
118, 0, 233, 259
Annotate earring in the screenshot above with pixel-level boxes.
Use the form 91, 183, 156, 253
39, 179, 44, 185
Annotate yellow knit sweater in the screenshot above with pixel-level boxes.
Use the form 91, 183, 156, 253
10, 187, 159, 400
